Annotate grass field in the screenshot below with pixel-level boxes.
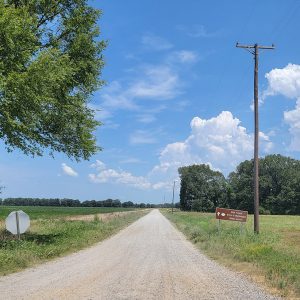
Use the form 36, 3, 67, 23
163, 210, 300, 299
0, 206, 135, 220
0, 206, 147, 275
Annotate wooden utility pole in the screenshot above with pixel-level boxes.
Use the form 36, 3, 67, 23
172, 180, 176, 213
236, 43, 274, 234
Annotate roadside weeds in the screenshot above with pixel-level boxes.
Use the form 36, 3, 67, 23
162, 210, 300, 299
0, 210, 149, 275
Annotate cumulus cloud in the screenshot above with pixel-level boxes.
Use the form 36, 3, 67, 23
149, 111, 273, 181
61, 163, 78, 177
264, 64, 300, 151
89, 111, 273, 190
89, 160, 176, 191
264, 64, 300, 99
284, 99, 300, 150
89, 169, 151, 190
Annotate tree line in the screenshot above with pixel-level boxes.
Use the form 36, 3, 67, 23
179, 154, 300, 215
0, 197, 174, 209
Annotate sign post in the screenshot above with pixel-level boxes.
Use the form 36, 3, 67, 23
5, 210, 30, 239
15, 211, 20, 239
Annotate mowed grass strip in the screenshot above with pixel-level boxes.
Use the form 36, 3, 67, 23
163, 210, 300, 299
0, 207, 148, 275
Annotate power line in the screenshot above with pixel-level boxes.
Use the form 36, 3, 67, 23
269, 0, 300, 41
213, 1, 258, 97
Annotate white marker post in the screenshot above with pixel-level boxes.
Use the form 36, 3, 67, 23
15, 211, 20, 239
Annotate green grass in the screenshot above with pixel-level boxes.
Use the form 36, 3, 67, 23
0, 206, 148, 275
0, 206, 135, 220
162, 210, 300, 299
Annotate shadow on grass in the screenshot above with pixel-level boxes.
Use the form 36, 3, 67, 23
0, 230, 62, 246
24, 232, 62, 245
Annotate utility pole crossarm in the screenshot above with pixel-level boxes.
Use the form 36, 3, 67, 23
236, 43, 255, 49
236, 42, 275, 49
258, 45, 275, 49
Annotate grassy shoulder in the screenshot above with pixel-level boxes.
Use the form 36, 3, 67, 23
162, 210, 300, 299
0, 207, 148, 275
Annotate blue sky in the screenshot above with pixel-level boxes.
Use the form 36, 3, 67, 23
1, 0, 300, 203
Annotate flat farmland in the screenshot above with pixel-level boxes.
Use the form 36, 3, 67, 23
0, 206, 147, 275
0, 205, 135, 219
163, 211, 300, 299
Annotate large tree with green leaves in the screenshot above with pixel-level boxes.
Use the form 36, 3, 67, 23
178, 164, 228, 212
0, 0, 106, 160
228, 154, 300, 214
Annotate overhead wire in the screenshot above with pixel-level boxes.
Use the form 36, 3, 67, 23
268, 0, 300, 42
214, 2, 257, 94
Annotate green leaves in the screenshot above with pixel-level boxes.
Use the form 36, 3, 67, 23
229, 154, 300, 215
0, 0, 106, 160
178, 164, 226, 212
178, 155, 300, 214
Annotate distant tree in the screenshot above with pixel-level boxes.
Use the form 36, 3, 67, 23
228, 154, 300, 214
103, 199, 113, 207
122, 201, 134, 208
178, 164, 227, 212
111, 199, 121, 207
0, 1, 106, 160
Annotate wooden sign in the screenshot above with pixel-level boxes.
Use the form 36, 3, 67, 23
216, 207, 248, 223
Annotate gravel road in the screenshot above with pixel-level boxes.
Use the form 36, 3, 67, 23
0, 209, 277, 300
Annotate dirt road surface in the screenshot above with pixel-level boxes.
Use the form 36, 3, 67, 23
0, 210, 277, 300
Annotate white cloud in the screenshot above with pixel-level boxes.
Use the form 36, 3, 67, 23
89, 161, 176, 191
93, 41, 200, 124
168, 50, 199, 64
149, 111, 273, 180
128, 65, 180, 100
95, 65, 180, 119
100, 81, 139, 110
265, 64, 300, 99
89, 112, 273, 191
61, 163, 78, 177
89, 169, 151, 190
130, 130, 157, 145
284, 99, 300, 151
152, 181, 174, 190
90, 160, 106, 171
264, 64, 300, 151
90, 112, 274, 192
142, 34, 173, 51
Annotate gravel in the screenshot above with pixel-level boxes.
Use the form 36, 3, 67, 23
0, 209, 278, 299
